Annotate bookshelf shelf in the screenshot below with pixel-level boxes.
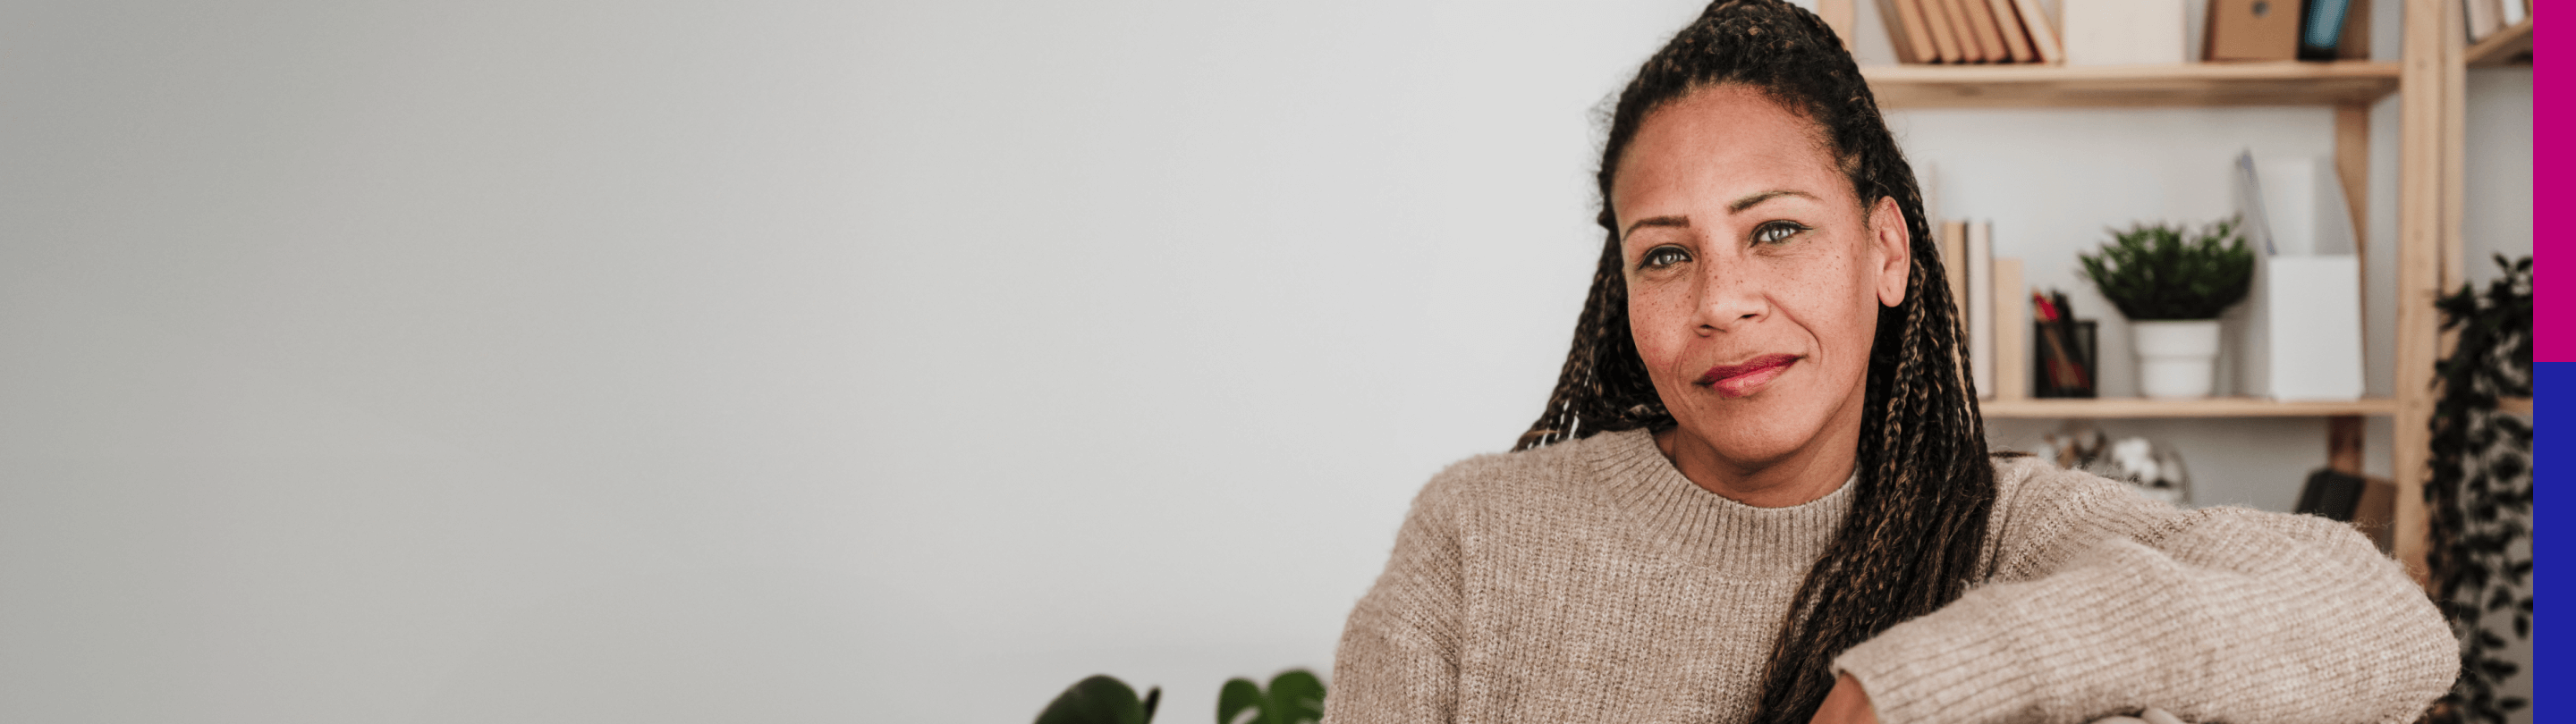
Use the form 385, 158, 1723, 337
1862, 62, 2402, 108
1980, 397, 2401, 418
2465, 18, 2533, 67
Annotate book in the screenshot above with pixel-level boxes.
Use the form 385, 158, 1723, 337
2298, 467, 2398, 550
1881, 0, 1936, 63
1819, 0, 1858, 51
1917, 0, 1969, 63
1992, 256, 2027, 400
1955, 0, 2011, 62
2297, 0, 2355, 59
2466, 0, 2503, 42
1939, 0, 1994, 61
2295, 468, 2368, 521
1968, 221, 1995, 398
2010, 0, 2065, 63
1985, 0, 2039, 62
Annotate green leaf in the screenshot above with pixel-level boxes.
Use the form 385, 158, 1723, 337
1266, 669, 1327, 724
1217, 678, 1263, 724
1037, 675, 1155, 724
1216, 669, 1326, 724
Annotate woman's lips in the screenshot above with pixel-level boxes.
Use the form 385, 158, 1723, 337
1696, 354, 1801, 398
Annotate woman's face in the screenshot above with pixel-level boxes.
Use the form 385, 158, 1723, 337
1609, 85, 1910, 477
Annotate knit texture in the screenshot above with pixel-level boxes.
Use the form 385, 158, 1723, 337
1324, 428, 2455, 724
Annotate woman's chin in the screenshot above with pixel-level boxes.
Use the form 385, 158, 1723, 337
1673, 415, 1822, 467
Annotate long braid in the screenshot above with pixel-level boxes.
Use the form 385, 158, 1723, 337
1513, 2, 1999, 720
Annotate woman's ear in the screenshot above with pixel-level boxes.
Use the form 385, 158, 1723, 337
1868, 197, 1911, 307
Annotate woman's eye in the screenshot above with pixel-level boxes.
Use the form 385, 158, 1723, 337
1640, 246, 1691, 269
1753, 221, 1808, 245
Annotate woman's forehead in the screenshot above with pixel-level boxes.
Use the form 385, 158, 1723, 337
1611, 88, 1850, 215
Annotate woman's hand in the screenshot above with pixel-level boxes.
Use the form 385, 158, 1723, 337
1807, 672, 1877, 724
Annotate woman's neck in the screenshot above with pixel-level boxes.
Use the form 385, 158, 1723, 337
1652, 422, 1860, 509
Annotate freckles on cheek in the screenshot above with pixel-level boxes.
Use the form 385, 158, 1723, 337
1628, 295, 1693, 374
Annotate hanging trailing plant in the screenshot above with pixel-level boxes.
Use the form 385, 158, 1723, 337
2421, 255, 2533, 724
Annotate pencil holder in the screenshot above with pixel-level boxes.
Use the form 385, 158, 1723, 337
2034, 320, 2097, 399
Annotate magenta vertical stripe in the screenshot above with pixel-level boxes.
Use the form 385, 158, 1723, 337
2537, 22, 2567, 360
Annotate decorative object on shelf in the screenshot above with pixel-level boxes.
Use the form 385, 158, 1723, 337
1218, 669, 1326, 724
1036, 675, 1161, 724
2031, 289, 2097, 398
2423, 256, 2533, 724
2032, 424, 2192, 505
2077, 217, 2254, 399
2061, 0, 2187, 65
2204, 0, 2301, 61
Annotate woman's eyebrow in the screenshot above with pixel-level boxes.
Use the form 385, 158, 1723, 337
1623, 215, 1690, 239
1729, 189, 1815, 214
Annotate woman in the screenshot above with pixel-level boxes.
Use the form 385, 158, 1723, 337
1321, 2, 2455, 723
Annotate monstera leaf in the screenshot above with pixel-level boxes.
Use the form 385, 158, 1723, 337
1216, 669, 1325, 724
1035, 675, 1161, 724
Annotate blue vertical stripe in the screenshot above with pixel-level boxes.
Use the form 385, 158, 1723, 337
2531, 362, 2564, 720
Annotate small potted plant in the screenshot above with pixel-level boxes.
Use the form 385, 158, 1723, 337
2077, 218, 2255, 399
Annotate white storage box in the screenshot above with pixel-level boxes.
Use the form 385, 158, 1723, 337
2235, 254, 2365, 400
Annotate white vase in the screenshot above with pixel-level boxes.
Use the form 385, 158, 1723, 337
2131, 319, 2223, 399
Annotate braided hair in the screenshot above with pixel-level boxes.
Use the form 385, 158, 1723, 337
1513, 1, 2000, 720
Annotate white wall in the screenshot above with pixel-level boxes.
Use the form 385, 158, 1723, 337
0, 1, 2529, 723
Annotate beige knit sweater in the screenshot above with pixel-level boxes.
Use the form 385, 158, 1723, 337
1325, 428, 2455, 724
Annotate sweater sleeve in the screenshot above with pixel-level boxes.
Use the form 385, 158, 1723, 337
1830, 459, 2456, 724
1321, 474, 1467, 724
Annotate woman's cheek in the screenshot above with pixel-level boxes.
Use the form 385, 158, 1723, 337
1627, 290, 1694, 381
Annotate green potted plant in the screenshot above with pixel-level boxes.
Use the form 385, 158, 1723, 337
1033, 669, 1324, 724
2076, 218, 2255, 399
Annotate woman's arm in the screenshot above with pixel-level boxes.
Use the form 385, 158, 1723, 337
1320, 479, 1465, 724
1830, 459, 2456, 724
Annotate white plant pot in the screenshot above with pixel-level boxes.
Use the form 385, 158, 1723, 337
2131, 319, 2223, 399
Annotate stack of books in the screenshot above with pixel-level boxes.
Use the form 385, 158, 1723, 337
1876, 0, 2371, 65
2465, 0, 2530, 43
1935, 219, 2030, 400
1876, 0, 2062, 63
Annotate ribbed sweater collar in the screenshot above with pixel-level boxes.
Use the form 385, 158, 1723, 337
1582, 427, 1854, 578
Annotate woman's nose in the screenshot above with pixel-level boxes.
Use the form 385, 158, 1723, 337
1694, 263, 1767, 333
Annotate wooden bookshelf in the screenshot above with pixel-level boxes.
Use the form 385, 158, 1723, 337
1980, 398, 2401, 418
1855, 0, 2490, 587
1862, 62, 2403, 108
2466, 18, 2533, 66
